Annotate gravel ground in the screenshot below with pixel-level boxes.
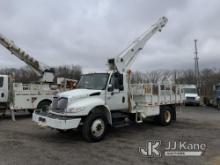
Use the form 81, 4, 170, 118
0, 106, 220, 165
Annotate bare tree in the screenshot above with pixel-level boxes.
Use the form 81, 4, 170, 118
0, 65, 82, 83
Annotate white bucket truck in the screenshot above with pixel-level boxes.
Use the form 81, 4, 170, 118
33, 17, 184, 142
0, 33, 76, 120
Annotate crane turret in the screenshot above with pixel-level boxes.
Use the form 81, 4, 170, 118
108, 16, 168, 73
0, 33, 55, 83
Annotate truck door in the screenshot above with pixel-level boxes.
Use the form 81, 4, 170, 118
0, 76, 8, 103
106, 73, 128, 110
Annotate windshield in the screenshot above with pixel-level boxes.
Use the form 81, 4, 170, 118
77, 73, 109, 90
216, 90, 220, 97
216, 85, 220, 90
184, 88, 197, 94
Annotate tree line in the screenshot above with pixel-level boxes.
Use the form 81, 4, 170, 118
0, 65, 82, 83
1, 65, 219, 97
131, 68, 220, 97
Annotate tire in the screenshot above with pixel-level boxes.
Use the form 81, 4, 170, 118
28, 109, 34, 114
82, 113, 107, 142
37, 100, 52, 112
158, 109, 172, 126
57, 129, 71, 133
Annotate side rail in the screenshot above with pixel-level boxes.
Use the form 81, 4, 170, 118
130, 83, 184, 106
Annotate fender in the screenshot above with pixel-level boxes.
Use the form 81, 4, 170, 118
89, 104, 112, 125
33, 97, 53, 108
66, 97, 112, 124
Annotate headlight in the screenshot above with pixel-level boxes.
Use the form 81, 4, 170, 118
195, 96, 200, 100
67, 106, 86, 113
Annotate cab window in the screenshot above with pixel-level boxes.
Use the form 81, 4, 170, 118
0, 77, 3, 88
109, 73, 124, 91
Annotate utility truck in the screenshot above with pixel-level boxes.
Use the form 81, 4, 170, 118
33, 17, 184, 142
0, 33, 77, 120
182, 84, 200, 106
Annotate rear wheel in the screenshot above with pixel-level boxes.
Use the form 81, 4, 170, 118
158, 109, 172, 126
82, 113, 107, 142
37, 100, 52, 112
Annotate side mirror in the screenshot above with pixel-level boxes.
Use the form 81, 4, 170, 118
107, 84, 114, 92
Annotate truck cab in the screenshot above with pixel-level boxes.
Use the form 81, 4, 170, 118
183, 85, 200, 106
52, 71, 127, 114
33, 71, 129, 140
0, 75, 9, 109
211, 84, 220, 109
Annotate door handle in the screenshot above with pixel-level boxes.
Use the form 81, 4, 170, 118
122, 96, 125, 103
1, 93, 4, 98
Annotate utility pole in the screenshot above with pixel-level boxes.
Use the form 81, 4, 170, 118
194, 39, 200, 91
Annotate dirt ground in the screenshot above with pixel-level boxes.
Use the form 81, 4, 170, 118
0, 106, 220, 165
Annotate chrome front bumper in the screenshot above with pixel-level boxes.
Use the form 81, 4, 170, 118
32, 112, 81, 130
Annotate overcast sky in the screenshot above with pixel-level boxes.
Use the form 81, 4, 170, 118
0, 0, 220, 73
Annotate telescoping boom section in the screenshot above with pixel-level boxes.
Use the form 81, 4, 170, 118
0, 33, 54, 83
108, 16, 168, 73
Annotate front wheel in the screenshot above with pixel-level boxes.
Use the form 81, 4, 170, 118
82, 113, 107, 142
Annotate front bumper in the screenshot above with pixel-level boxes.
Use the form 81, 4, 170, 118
32, 112, 81, 130
184, 99, 200, 105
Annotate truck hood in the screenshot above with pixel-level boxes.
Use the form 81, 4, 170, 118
56, 89, 102, 99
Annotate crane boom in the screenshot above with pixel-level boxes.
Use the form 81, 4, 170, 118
108, 16, 168, 73
0, 33, 54, 82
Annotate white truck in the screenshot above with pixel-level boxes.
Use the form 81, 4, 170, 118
182, 84, 200, 106
33, 17, 184, 142
0, 33, 77, 120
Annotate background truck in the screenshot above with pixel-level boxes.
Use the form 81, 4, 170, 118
33, 16, 184, 142
182, 84, 200, 106
204, 83, 220, 109
0, 33, 77, 120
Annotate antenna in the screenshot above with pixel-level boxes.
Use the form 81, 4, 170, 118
194, 39, 200, 90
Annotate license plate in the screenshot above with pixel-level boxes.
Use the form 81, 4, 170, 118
38, 117, 47, 127
39, 117, 46, 122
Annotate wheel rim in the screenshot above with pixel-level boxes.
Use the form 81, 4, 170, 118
164, 111, 171, 123
91, 119, 105, 137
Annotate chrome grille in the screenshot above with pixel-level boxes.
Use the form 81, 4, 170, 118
51, 97, 68, 113
186, 97, 195, 100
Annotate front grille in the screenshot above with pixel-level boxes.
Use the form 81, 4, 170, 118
51, 97, 68, 113
186, 97, 195, 100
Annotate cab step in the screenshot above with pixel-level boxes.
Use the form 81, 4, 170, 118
111, 112, 130, 128
112, 121, 130, 128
